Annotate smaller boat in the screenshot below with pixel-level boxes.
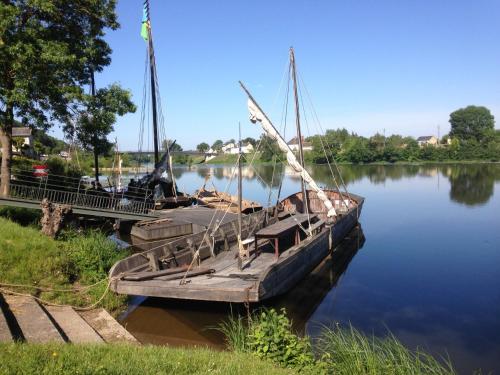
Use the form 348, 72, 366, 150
195, 186, 262, 214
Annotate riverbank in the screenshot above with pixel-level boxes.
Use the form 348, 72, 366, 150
0, 343, 289, 375
199, 152, 500, 167
0, 216, 129, 315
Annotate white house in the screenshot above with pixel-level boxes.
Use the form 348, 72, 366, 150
416, 136, 438, 147
287, 136, 313, 152
222, 142, 254, 154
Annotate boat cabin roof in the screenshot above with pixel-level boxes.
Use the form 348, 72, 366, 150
255, 214, 314, 238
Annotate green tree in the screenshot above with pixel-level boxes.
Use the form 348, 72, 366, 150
242, 137, 257, 147
260, 135, 283, 162
342, 137, 373, 163
196, 142, 209, 152
162, 139, 182, 152
0, 0, 119, 196
449, 106, 495, 143
68, 84, 136, 181
212, 139, 223, 152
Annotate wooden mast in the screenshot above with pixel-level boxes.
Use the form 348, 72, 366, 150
290, 47, 309, 216
237, 122, 243, 270
145, 0, 160, 165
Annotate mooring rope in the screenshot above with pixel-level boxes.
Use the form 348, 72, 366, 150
0, 275, 122, 311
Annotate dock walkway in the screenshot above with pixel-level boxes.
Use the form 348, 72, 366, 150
0, 293, 137, 344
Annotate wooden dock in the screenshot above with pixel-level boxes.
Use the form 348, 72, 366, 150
0, 293, 138, 344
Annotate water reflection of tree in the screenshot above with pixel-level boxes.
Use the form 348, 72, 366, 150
447, 164, 500, 206
251, 164, 284, 188
308, 164, 422, 187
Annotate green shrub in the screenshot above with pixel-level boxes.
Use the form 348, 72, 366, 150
0, 206, 41, 226
62, 230, 128, 283
248, 308, 316, 371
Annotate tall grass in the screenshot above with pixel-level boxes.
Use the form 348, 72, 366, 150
217, 313, 250, 353
316, 325, 455, 375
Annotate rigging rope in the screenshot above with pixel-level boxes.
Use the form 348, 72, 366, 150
0, 276, 120, 311
297, 71, 352, 207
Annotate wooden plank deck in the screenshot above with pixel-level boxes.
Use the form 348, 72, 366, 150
158, 206, 240, 230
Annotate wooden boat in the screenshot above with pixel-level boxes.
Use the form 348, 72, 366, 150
195, 186, 262, 214
109, 47, 364, 302
109, 190, 363, 302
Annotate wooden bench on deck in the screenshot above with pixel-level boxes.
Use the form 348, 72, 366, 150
254, 214, 317, 260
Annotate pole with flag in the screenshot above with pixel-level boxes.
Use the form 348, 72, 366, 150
141, 1, 150, 41
140, 0, 160, 165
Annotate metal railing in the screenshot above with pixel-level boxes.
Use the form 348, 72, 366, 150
6, 179, 155, 216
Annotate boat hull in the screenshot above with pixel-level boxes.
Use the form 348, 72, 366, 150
258, 195, 363, 301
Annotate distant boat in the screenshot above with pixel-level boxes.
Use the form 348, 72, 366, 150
109, 48, 364, 302
124, 0, 192, 210
195, 186, 262, 214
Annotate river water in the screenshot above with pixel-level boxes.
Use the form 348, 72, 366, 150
120, 163, 500, 374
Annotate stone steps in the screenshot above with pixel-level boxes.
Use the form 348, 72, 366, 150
0, 295, 13, 342
46, 306, 103, 344
0, 293, 137, 344
80, 308, 138, 344
3, 295, 64, 343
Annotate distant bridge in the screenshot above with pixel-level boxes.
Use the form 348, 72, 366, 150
0, 171, 160, 221
121, 150, 216, 156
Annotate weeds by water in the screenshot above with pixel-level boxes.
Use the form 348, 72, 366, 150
217, 313, 250, 352
316, 325, 455, 375
217, 308, 456, 374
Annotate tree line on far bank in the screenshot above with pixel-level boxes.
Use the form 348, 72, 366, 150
199, 105, 500, 164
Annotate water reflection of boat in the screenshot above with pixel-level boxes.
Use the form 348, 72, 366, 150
273, 225, 365, 333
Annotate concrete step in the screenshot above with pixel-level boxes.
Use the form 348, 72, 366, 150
0, 296, 13, 342
46, 306, 104, 344
80, 308, 139, 344
3, 295, 64, 343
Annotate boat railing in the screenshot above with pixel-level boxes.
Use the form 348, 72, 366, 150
110, 210, 268, 278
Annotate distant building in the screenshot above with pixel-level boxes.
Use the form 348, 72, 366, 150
222, 142, 254, 154
416, 136, 438, 147
11, 126, 35, 157
287, 136, 313, 152
59, 151, 71, 160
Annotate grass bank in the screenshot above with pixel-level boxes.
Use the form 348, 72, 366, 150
0, 343, 291, 375
218, 309, 455, 374
0, 217, 129, 314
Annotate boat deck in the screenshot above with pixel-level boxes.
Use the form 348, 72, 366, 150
157, 206, 240, 231
114, 249, 277, 302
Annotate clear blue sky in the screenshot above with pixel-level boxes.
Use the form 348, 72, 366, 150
53, 0, 500, 150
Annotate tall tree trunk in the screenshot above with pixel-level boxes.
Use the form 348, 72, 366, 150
0, 107, 13, 197
91, 70, 99, 183
93, 139, 99, 183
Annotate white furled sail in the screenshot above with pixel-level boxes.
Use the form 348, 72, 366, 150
241, 83, 337, 218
